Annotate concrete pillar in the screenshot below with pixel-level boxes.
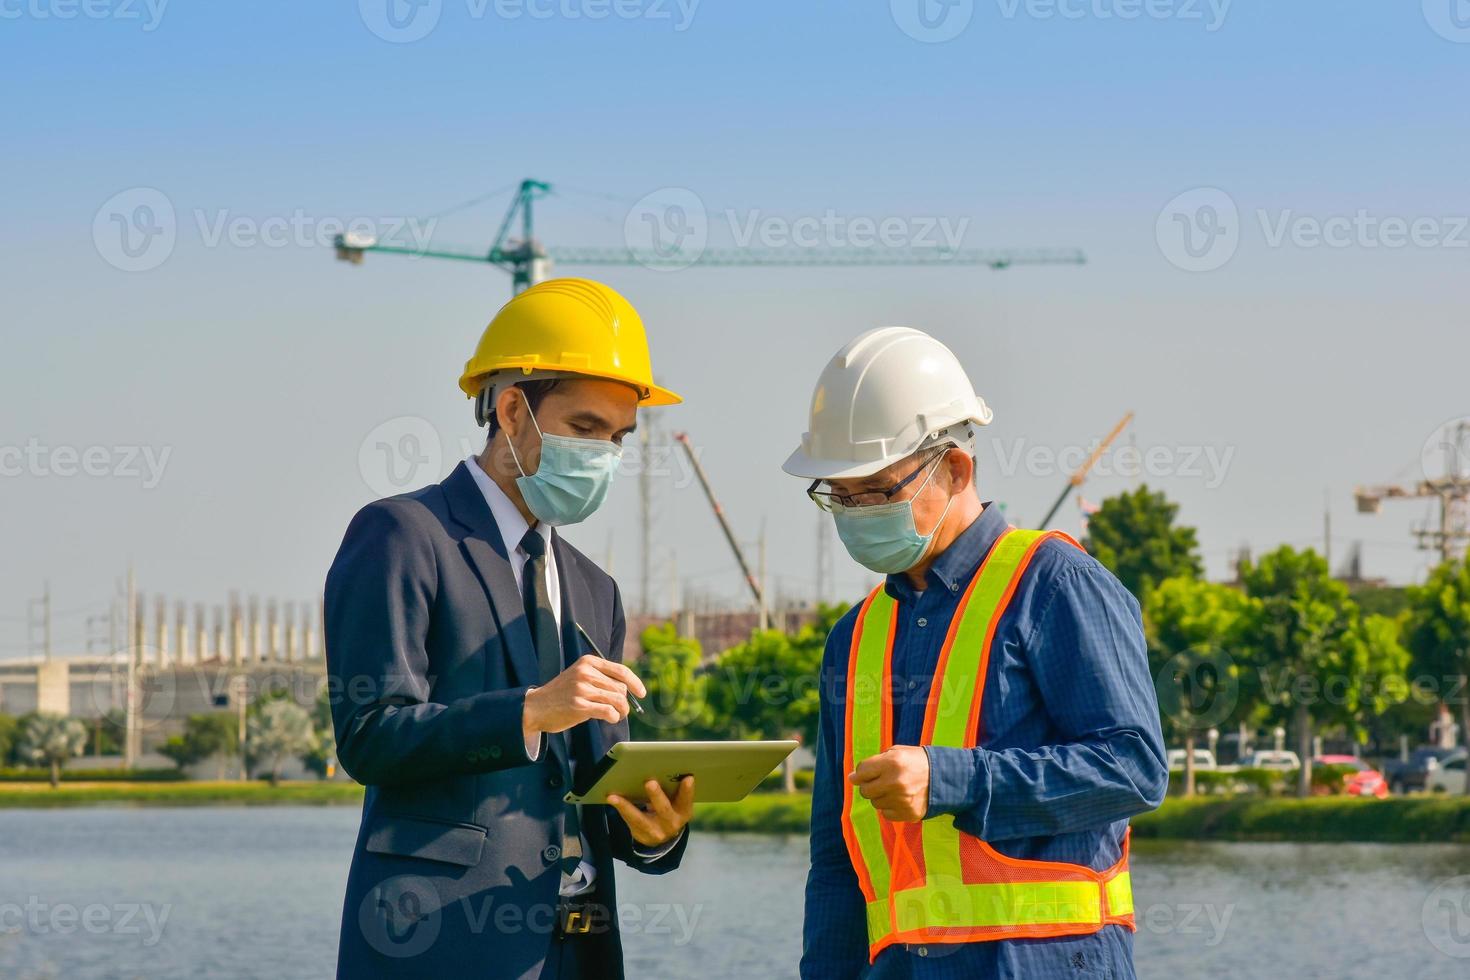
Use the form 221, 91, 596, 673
230, 594, 244, 665
154, 596, 169, 668
36, 660, 70, 716
248, 597, 262, 663
267, 599, 281, 663
194, 604, 208, 664
213, 606, 226, 664
175, 601, 189, 665
133, 592, 146, 664
284, 603, 298, 662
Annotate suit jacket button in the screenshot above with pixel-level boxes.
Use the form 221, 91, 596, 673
488, 745, 502, 759
542, 844, 561, 864
547, 772, 562, 788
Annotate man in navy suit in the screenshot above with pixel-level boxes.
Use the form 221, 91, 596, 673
326, 279, 694, 979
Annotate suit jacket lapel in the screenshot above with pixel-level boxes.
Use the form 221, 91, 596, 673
555, 533, 611, 763
442, 462, 541, 691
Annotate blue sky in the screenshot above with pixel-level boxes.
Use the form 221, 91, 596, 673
3, 1, 1469, 655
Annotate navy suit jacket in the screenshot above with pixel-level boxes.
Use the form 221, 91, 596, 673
325, 461, 687, 979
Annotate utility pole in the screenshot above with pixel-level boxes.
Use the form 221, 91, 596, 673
815, 516, 833, 608
758, 522, 769, 632
28, 582, 52, 661
1323, 491, 1332, 572
639, 425, 653, 615
124, 566, 138, 769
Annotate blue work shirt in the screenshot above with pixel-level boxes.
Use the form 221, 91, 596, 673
801, 503, 1168, 980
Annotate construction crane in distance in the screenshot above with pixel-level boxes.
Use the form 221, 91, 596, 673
334, 177, 1089, 615
673, 431, 768, 627
333, 178, 1088, 295
1037, 412, 1135, 530
1355, 420, 1470, 565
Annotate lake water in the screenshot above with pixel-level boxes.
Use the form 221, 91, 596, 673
1, 807, 1468, 978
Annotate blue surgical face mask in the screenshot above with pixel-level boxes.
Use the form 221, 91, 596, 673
506, 391, 622, 527
831, 459, 954, 574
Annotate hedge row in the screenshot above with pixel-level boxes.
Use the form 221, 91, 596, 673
0, 767, 187, 783
1130, 796, 1470, 843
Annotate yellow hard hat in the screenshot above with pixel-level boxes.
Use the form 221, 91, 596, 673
458, 278, 681, 406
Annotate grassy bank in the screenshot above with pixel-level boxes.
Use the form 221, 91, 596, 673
0, 780, 364, 808
696, 792, 1470, 843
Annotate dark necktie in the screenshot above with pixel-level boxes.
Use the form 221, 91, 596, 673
519, 527, 582, 876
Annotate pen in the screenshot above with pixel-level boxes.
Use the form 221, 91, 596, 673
575, 621, 645, 714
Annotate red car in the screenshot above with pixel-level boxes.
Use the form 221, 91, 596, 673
1317, 754, 1390, 798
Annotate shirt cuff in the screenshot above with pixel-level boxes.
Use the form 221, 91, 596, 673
630, 827, 684, 861
923, 745, 990, 818
524, 729, 544, 761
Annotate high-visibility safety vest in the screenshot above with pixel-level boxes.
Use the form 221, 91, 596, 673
840, 527, 1136, 962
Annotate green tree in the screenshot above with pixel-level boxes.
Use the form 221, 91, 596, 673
18, 713, 88, 788
0, 713, 17, 766
706, 628, 823, 792
159, 713, 238, 778
1238, 546, 1368, 798
1406, 556, 1470, 792
1355, 614, 1413, 742
629, 622, 713, 741
1084, 485, 1203, 600
246, 699, 316, 786
1144, 576, 1251, 796
302, 685, 337, 779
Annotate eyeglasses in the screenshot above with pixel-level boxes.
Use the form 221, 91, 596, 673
806, 449, 947, 512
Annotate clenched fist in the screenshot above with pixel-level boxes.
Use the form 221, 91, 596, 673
850, 745, 931, 822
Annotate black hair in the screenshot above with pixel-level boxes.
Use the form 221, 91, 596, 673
484, 379, 563, 437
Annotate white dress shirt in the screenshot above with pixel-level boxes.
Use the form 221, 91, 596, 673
464, 456, 674, 895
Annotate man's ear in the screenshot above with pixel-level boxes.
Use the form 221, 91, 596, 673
945, 448, 975, 495
495, 385, 524, 437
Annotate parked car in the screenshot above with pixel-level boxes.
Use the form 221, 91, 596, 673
1383, 747, 1455, 795
1427, 750, 1467, 794
1315, 754, 1389, 798
1244, 750, 1301, 771
1167, 748, 1217, 771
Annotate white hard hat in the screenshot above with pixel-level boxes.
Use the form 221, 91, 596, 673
783, 326, 993, 481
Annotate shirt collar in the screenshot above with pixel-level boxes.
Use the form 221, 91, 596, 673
465, 455, 550, 557
885, 502, 1009, 599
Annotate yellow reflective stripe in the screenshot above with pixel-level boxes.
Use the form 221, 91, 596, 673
866, 898, 891, 942
893, 880, 1103, 931
1105, 871, 1133, 918
926, 529, 1042, 747
850, 591, 895, 942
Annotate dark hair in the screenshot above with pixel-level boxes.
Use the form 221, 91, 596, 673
485, 379, 563, 437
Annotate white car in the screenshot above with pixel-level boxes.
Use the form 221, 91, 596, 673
1167, 748, 1217, 771
1244, 750, 1301, 771
1426, 750, 1467, 794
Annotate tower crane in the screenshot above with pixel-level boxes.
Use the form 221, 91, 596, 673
333, 178, 1087, 295
1355, 420, 1470, 565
